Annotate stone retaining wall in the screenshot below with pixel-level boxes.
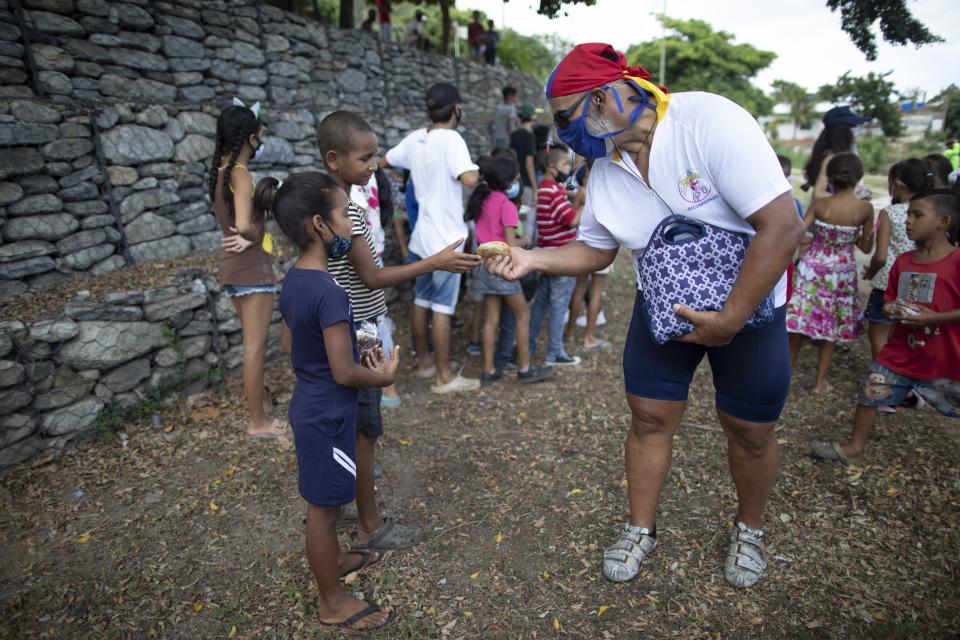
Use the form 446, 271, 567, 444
0, 0, 540, 295
0, 261, 289, 468
0, 0, 542, 468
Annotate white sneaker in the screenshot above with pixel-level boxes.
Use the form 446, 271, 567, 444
430, 374, 480, 394
575, 309, 607, 328
603, 524, 656, 582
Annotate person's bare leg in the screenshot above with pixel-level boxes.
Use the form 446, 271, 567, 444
470, 300, 483, 344
481, 295, 501, 375
867, 322, 892, 361
584, 273, 607, 348
308, 504, 390, 628
236, 293, 277, 435
565, 275, 589, 341
504, 292, 531, 371
432, 312, 455, 385
839, 404, 877, 460
814, 341, 836, 393
354, 434, 380, 542
624, 394, 686, 529
788, 332, 803, 369
412, 305, 433, 373
716, 411, 778, 529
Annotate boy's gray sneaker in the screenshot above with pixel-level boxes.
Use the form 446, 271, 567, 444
518, 364, 555, 384
724, 521, 766, 588
603, 524, 656, 582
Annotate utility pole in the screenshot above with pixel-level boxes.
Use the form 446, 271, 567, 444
658, 0, 667, 85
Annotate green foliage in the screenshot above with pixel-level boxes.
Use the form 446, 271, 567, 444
935, 84, 960, 141
771, 80, 817, 140
818, 70, 903, 137
856, 135, 887, 173
535, 0, 597, 18
625, 17, 776, 117
825, 0, 943, 61
498, 30, 573, 84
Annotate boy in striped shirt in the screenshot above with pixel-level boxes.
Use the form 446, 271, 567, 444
528, 143, 584, 366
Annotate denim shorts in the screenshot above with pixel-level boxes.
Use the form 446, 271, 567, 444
623, 292, 790, 424
858, 363, 959, 417
473, 263, 523, 297
863, 288, 891, 324
414, 264, 462, 315
223, 283, 277, 298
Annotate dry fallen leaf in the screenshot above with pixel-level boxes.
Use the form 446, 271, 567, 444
194, 602, 202, 614
209, 500, 219, 512
598, 605, 611, 617
228, 625, 237, 637
190, 405, 221, 423
76, 532, 92, 544
397, 439, 412, 446
495, 532, 504, 544
552, 616, 561, 631
469, 571, 481, 579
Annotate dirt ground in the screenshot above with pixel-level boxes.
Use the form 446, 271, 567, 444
1, 255, 958, 639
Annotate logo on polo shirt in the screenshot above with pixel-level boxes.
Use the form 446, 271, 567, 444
678, 169, 713, 204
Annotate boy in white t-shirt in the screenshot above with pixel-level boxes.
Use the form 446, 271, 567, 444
383, 83, 482, 394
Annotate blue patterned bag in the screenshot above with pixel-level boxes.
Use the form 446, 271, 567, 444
638, 215, 775, 345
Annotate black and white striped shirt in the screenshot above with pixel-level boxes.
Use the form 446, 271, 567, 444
328, 201, 387, 323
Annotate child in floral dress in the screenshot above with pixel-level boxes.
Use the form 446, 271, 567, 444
787, 153, 874, 393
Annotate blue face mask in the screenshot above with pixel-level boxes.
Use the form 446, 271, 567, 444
325, 233, 352, 259
506, 181, 521, 199
556, 82, 655, 159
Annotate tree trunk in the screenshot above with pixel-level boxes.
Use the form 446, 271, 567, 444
339, 0, 354, 29
440, 0, 451, 55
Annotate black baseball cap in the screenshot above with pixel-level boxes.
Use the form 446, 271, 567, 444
823, 105, 869, 127
426, 83, 462, 110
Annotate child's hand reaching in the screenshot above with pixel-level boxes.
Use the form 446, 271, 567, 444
433, 239, 482, 273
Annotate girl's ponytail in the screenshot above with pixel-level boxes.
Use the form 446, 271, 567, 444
895, 158, 935, 196
253, 176, 279, 225
465, 179, 491, 222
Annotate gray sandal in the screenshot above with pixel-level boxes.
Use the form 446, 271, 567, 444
724, 521, 766, 588
603, 524, 656, 582
353, 517, 422, 550
810, 440, 853, 465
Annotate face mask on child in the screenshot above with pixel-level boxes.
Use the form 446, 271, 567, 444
506, 181, 521, 199
325, 233, 352, 259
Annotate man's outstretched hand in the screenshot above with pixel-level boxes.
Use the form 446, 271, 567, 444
482, 246, 534, 282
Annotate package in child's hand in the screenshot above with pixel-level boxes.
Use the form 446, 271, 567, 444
356, 320, 383, 357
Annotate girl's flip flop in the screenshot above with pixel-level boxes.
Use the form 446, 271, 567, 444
583, 339, 611, 352
339, 549, 382, 578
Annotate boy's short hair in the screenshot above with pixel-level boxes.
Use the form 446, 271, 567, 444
912, 189, 960, 243
490, 146, 517, 161
544, 142, 569, 168
776, 154, 792, 175
502, 86, 517, 100
317, 110, 374, 156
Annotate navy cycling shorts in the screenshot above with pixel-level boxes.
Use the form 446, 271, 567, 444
623, 292, 791, 424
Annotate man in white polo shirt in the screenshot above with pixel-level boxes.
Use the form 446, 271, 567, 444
484, 44, 803, 588
384, 82, 481, 394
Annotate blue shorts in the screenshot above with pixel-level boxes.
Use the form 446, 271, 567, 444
623, 292, 791, 424
473, 263, 523, 297
414, 261, 461, 315
223, 283, 277, 298
863, 288, 891, 324
292, 413, 357, 507
858, 363, 960, 417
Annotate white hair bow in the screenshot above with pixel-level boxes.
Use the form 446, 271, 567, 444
232, 97, 262, 118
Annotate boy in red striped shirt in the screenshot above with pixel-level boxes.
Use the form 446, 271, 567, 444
528, 143, 584, 365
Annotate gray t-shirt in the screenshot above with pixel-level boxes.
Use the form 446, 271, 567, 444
493, 103, 516, 145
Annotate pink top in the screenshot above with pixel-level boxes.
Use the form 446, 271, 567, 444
475, 191, 519, 245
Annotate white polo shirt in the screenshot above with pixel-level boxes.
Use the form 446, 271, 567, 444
385, 127, 478, 258
579, 91, 792, 306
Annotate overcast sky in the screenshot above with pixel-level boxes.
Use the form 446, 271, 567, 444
465, 0, 957, 99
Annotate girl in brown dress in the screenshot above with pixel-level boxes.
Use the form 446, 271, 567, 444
210, 103, 287, 439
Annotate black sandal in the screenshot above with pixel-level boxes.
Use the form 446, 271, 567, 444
339, 549, 382, 578
318, 602, 396, 633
